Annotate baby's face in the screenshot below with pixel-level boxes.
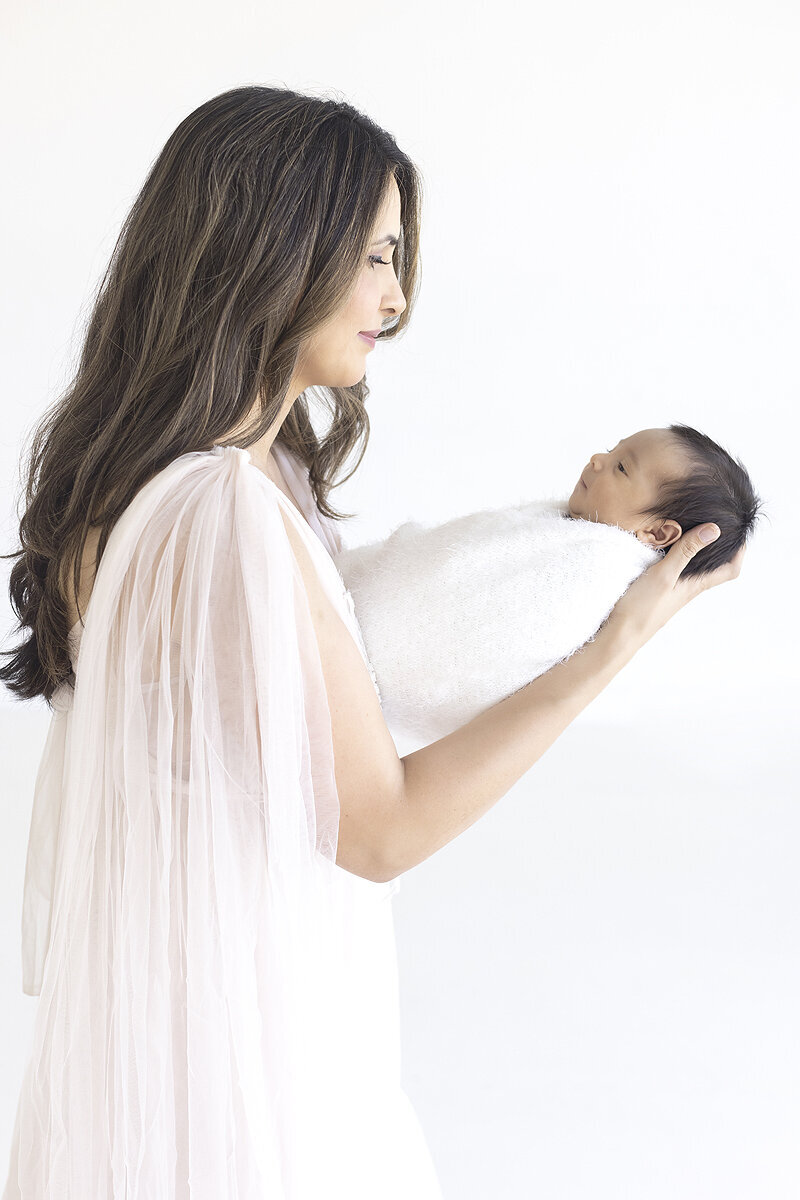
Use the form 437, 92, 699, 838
568, 428, 690, 542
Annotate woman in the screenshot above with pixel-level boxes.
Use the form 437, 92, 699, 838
0, 86, 741, 1199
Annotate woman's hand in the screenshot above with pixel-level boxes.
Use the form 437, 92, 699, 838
608, 524, 746, 646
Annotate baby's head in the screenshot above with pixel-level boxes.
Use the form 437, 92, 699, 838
567, 424, 761, 576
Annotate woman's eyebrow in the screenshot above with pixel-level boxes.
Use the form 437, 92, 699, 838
371, 234, 399, 247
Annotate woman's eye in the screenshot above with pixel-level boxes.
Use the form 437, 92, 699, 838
617, 461, 626, 474
368, 255, 392, 268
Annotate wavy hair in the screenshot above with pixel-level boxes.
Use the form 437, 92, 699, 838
1, 85, 422, 705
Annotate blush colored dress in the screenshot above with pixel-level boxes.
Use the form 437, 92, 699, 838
2, 442, 444, 1200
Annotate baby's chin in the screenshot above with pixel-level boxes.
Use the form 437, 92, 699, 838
567, 497, 601, 522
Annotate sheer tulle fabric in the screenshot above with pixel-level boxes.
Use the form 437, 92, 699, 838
3, 444, 443, 1199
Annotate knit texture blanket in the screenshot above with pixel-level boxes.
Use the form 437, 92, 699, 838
333, 499, 662, 742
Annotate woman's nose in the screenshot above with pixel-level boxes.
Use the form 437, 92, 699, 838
589, 453, 604, 471
383, 276, 407, 318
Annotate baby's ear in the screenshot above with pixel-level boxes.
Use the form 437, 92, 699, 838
636, 518, 682, 548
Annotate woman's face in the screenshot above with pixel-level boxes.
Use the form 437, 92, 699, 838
295, 176, 407, 390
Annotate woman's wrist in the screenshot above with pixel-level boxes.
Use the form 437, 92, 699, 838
593, 607, 650, 672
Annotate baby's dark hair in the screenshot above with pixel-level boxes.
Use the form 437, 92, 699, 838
646, 424, 762, 578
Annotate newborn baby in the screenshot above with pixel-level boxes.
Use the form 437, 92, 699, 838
333, 424, 759, 744
565, 424, 758, 574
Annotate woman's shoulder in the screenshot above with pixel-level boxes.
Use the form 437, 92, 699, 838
65, 442, 343, 641
64, 446, 257, 636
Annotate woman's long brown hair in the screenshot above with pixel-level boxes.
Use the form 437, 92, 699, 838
1, 85, 422, 705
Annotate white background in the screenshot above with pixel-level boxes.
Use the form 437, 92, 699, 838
1, 1, 798, 1196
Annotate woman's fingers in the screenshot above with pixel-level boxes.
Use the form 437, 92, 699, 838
728, 542, 746, 578
694, 540, 747, 589
665, 524, 746, 595
666, 523, 721, 580
609, 523, 745, 646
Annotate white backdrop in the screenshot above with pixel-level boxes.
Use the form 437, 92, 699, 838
1, 2, 798, 1196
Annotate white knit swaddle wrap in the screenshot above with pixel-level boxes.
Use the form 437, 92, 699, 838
333, 499, 662, 743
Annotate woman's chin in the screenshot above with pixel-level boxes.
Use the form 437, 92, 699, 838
328, 367, 367, 389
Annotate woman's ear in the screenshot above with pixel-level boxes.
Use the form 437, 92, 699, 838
635, 518, 683, 548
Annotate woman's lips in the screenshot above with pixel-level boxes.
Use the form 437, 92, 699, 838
358, 330, 379, 348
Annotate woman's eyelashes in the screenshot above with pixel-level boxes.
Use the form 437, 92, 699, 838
368, 255, 392, 268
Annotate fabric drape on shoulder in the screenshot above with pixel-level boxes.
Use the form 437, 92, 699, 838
4, 444, 443, 1200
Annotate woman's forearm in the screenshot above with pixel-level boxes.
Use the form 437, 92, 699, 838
377, 522, 735, 883
381, 616, 641, 881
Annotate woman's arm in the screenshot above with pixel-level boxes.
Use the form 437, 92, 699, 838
376, 523, 743, 882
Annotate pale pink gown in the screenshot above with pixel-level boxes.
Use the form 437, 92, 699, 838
2, 442, 444, 1200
